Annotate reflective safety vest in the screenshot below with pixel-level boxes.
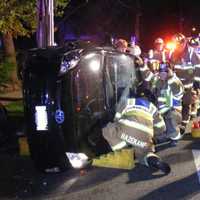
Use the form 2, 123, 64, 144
156, 74, 184, 114
148, 49, 170, 63
139, 64, 184, 114
115, 98, 166, 138
172, 46, 200, 89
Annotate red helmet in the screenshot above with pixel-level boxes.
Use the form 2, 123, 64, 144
172, 33, 186, 44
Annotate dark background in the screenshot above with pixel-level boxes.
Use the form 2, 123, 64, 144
57, 0, 200, 50
16, 0, 200, 51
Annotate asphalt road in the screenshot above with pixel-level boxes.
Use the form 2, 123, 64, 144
0, 132, 200, 200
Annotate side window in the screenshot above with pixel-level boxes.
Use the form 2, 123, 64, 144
72, 53, 104, 115
106, 54, 136, 104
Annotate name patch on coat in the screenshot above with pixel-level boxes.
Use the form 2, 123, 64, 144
121, 133, 147, 148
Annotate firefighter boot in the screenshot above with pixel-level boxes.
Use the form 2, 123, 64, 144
146, 155, 171, 175
169, 139, 178, 147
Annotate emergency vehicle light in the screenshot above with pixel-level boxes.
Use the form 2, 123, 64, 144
166, 42, 176, 51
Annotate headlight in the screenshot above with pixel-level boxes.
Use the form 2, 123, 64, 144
84, 53, 96, 59
89, 59, 100, 72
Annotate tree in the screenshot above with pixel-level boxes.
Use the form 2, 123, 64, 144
0, 0, 69, 91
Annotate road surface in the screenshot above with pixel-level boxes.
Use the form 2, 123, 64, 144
0, 132, 200, 200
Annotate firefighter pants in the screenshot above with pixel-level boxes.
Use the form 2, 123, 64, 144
193, 82, 200, 116
191, 88, 200, 117
102, 122, 158, 166
182, 88, 193, 126
163, 109, 182, 140
182, 88, 199, 126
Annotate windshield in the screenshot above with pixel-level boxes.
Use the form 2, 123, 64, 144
72, 53, 104, 114
105, 53, 136, 103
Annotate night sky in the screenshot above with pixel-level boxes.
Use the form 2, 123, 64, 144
58, 0, 200, 50
15, 0, 200, 51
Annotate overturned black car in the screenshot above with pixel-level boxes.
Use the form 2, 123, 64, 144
22, 45, 139, 172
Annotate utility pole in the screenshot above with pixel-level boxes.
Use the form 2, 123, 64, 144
135, 0, 142, 43
178, 0, 184, 33
36, 0, 55, 48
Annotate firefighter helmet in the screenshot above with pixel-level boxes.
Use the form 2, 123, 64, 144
188, 37, 199, 46
115, 39, 128, 48
154, 38, 164, 44
172, 33, 186, 44
129, 45, 141, 56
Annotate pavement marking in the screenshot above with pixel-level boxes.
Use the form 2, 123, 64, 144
192, 150, 200, 183
63, 176, 79, 190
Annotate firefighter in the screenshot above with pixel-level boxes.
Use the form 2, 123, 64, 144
148, 38, 169, 63
138, 59, 184, 144
102, 96, 171, 175
188, 36, 200, 117
194, 34, 200, 56
170, 33, 200, 131
188, 36, 200, 58
146, 38, 170, 77
189, 36, 200, 49
128, 39, 142, 57
155, 62, 184, 144
115, 38, 128, 53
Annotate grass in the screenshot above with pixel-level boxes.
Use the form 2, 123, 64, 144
5, 100, 24, 114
